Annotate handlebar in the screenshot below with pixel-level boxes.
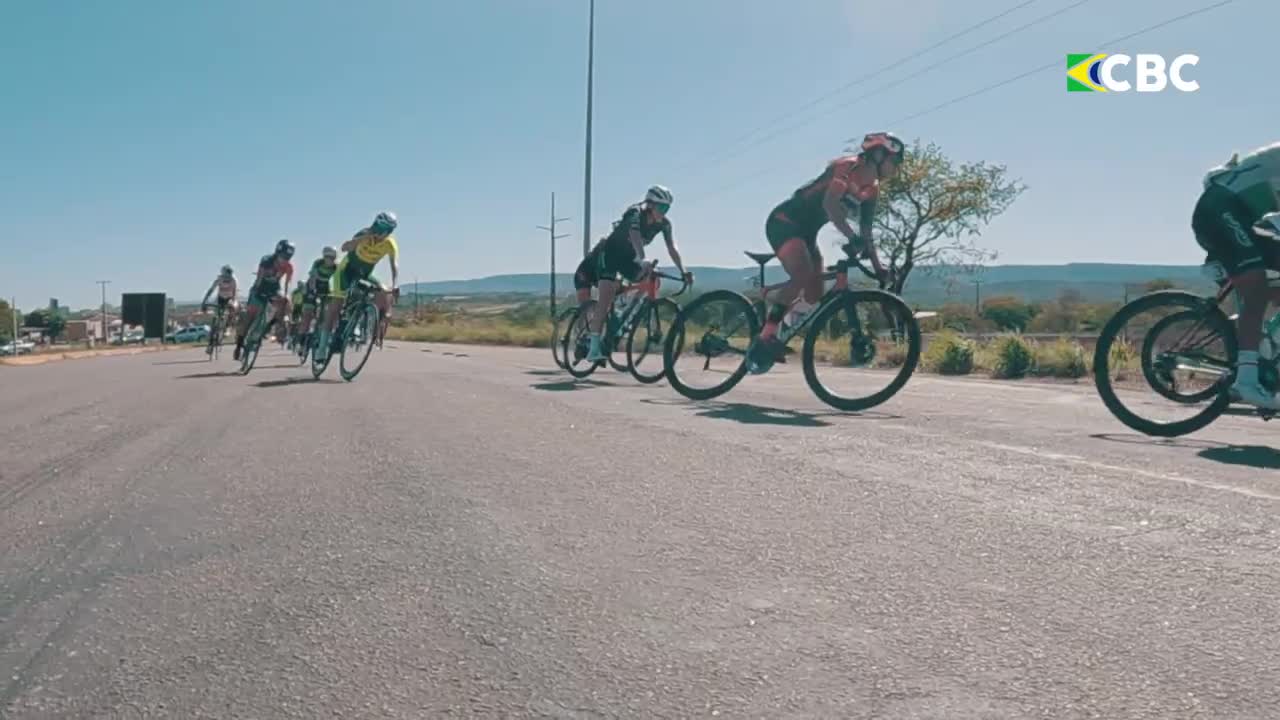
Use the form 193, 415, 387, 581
828, 241, 889, 290
651, 270, 691, 297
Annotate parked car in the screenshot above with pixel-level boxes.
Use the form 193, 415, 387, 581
0, 340, 35, 356
165, 325, 209, 344
112, 329, 146, 345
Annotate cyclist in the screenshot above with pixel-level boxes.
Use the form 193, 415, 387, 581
745, 131, 901, 375
583, 185, 693, 362
1195, 141, 1280, 409
316, 211, 400, 361
200, 265, 239, 329
298, 245, 339, 353
234, 239, 296, 361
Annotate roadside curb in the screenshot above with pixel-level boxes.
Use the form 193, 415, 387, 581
0, 343, 189, 367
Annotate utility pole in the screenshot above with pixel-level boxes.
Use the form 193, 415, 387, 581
10, 297, 17, 347
582, 0, 595, 258
414, 275, 420, 321
973, 278, 983, 314
96, 280, 111, 343
537, 191, 571, 319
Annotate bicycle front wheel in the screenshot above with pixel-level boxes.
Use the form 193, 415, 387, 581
239, 310, 269, 375
801, 289, 921, 412
627, 297, 680, 384
339, 302, 380, 381
1093, 290, 1235, 437
663, 290, 758, 401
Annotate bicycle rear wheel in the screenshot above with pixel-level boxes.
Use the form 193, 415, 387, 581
339, 302, 379, 381
1093, 290, 1235, 437
663, 290, 758, 401
564, 301, 602, 379
801, 289, 921, 411
551, 305, 575, 370
626, 297, 680, 384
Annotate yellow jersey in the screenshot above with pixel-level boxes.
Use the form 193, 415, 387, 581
349, 229, 398, 271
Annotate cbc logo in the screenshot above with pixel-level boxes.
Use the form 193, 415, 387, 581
1066, 53, 1200, 93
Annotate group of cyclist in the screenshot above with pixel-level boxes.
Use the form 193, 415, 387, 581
192, 133, 1280, 411
573, 131, 903, 373
200, 211, 401, 363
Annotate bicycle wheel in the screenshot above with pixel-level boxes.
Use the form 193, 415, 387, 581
339, 302, 380, 381
239, 309, 269, 375
1140, 309, 1229, 405
551, 305, 576, 370
1093, 290, 1235, 437
663, 290, 758, 401
207, 314, 221, 360
564, 301, 602, 379
626, 297, 680, 384
801, 289, 921, 412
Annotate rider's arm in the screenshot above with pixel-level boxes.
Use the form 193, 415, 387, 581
388, 243, 400, 290
823, 178, 860, 241
201, 280, 217, 305
661, 224, 688, 277
857, 198, 884, 271
340, 232, 362, 253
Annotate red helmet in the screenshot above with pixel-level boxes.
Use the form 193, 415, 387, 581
860, 132, 906, 164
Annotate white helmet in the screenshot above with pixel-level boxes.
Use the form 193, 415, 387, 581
645, 185, 673, 205
322, 245, 338, 259
1203, 152, 1240, 188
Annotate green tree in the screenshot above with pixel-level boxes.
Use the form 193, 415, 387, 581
45, 313, 66, 342
23, 308, 49, 328
0, 300, 18, 342
851, 139, 1026, 296
980, 295, 1035, 332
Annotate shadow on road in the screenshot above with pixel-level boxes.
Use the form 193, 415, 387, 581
525, 369, 564, 376
1197, 445, 1280, 469
153, 359, 213, 366
1089, 433, 1229, 451
640, 398, 901, 426
531, 379, 618, 392
255, 377, 340, 388
175, 371, 239, 379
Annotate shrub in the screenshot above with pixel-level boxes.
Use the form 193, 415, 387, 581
1035, 337, 1088, 378
874, 338, 909, 368
989, 333, 1036, 379
924, 331, 975, 375
1105, 338, 1136, 380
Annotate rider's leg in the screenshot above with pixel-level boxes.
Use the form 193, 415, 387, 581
235, 298, 260, 358
760, 238, 820, 342
588, 279, 617, 361
1195, 188, 1280, 408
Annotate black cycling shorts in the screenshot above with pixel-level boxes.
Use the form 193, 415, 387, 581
215, 296, 233, 310
574, 253, 599, 291
765, 205, 820, 255
1192, 184, 1280, 276
594, 237, 643, 283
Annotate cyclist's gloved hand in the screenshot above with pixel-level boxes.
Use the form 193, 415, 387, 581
682, 270, 694, 285
201, 304, 208, 313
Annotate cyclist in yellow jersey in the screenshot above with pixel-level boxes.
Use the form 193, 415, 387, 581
316, 211, 401, 361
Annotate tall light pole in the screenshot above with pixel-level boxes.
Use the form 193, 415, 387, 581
96, 280, 111, 343
582, 0, 595, 258
537, 192, 571, 319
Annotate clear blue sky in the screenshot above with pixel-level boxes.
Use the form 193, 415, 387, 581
1, 0, 1272, 310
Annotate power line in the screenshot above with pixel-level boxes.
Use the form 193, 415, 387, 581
682, 0, 1092, 183
673, 0, 1043, 174
687, 0, 1238, 204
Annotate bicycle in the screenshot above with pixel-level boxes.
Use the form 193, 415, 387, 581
238, 297, 284, 375
1092, 263, 1280, 437
561, 268, 689, 383
662, 245, 921, 412
310, 279, 384, 381
550, 303, 578, 370
205, 303, 227, 360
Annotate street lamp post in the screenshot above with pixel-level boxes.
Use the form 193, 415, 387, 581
582, 0, 595, 258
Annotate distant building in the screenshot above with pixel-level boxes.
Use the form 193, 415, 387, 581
49, 298, 59, 311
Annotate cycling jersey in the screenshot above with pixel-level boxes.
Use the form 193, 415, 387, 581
332, 229, 398, 298
306, 258, 338, 297
774, 155, 879, 233
211, 276, 237, 300
256, 255, 293, 287
1207, 142, 1280, 220
604, 203, 672, 256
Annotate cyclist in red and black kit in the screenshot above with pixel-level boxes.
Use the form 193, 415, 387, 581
746, 132, 905, 374
580, 185, 693, 362
234, 239, 296, 361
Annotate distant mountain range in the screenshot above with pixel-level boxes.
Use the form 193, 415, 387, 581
405, 263, 1216, 306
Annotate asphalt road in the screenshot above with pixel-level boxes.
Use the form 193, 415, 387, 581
3, 342, 1280, 719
